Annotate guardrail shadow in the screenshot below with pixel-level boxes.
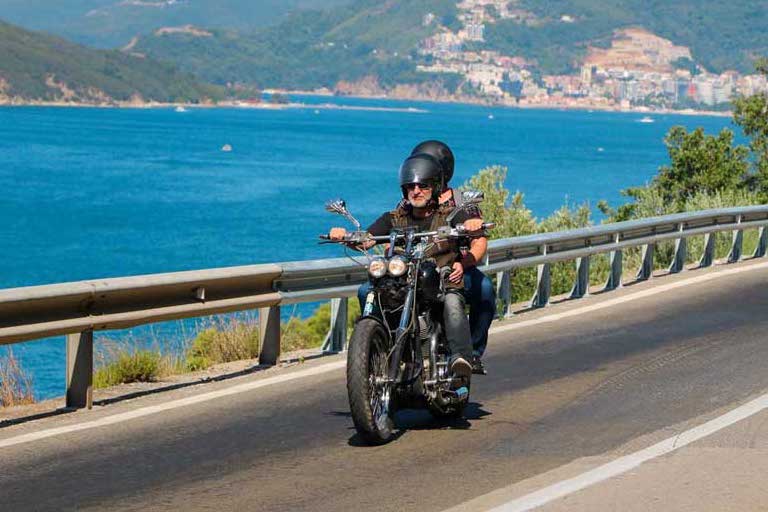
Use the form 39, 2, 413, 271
1, 351, 333, 429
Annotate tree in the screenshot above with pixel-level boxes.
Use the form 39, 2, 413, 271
732, 57, 768, 200
654, 126, 750, 210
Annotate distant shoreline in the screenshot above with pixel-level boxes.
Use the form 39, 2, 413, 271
0, 100, 429, 114
276, 89, 733, 118
0, 94, 731, 118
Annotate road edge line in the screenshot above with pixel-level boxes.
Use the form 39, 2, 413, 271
483, 391, 768, 512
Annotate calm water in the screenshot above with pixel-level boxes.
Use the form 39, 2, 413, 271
0, 98, 733, 398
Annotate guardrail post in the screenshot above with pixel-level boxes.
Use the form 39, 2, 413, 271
570, 256, 590, 298
728, 215, 744, 263
322, 298, 348, 353
66, 330, 93, 409
258, 306, 281, 366
496, 270, 514, 318
531, 245, 550, 308
636, 243, 655, 280
727, 215, 743, 263
699, 232, 716, 268
754, 227, 768, 258
668, 223, 687, 274
605, 234, 623, 291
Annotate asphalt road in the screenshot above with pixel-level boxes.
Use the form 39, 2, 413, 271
2, 261, 768, 512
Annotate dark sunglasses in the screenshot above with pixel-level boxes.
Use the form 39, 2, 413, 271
404, 183, 433, 191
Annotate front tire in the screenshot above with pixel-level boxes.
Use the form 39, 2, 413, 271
347, 318, 396, 445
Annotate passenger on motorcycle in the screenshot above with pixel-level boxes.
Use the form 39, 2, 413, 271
330, 153, 479, 380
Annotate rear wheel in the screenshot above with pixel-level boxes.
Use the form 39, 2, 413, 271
347, 318, 396, 445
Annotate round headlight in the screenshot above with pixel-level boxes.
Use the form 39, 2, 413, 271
388, 256, 407, 277
368, 258, 387, 278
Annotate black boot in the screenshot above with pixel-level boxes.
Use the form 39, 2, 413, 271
472, 355, 487, 375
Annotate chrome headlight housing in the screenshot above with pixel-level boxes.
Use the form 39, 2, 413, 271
368, 257, 387, 278
387, 256, 408, 277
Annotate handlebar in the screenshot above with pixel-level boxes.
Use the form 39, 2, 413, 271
320, 223, 495, 245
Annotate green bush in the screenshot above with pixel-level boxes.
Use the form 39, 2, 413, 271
94, 350, 164, 388
460, 165, 599, 303
281, 300, 361, 352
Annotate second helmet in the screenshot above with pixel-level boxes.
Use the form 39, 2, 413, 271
411, 140, 455, 184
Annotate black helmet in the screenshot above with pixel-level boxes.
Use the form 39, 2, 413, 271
411, 140, 455, 184
399, 153, 443, 199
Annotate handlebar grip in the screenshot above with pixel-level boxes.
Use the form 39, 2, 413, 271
319, 234, 331, 240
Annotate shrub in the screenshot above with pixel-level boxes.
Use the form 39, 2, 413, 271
281, 300, 361, 352
93, 349, 165, 388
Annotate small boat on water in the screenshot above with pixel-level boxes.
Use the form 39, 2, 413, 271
221, 144, 233, 152
175, 106, 188, 113
638, 116, 654, 123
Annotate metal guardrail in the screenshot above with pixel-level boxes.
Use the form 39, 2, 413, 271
1, 206, 767, 408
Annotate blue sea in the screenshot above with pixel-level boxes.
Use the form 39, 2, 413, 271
0, 97, 734, 399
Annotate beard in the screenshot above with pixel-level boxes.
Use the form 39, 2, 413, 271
409, 196, 430, 208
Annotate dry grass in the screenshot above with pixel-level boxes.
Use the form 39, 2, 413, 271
0, 348, 35, 407
185, 315, 260, 371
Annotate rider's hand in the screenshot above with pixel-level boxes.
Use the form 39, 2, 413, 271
462, 218, 484, 232
329, 227, 347, 241
448, 261, 464, 283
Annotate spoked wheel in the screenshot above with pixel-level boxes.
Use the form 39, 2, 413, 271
347, 318, 396, 445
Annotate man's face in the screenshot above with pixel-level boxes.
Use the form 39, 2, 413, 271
406, 183, 433, 208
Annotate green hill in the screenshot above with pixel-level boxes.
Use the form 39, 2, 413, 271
133, 0, 459, 90
0, 0, 349, 48
132, 0, 767, 93
0, 20, 221, 103
484, 0, 768, 74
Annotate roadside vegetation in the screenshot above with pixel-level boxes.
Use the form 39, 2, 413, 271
5, 58, 767, 405
0, 349, 35, 407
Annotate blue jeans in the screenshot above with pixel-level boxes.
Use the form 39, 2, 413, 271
463, 266, 496, 358
357, 265, 495, 357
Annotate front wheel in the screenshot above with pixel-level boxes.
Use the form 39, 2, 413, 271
347, 318, 396, 445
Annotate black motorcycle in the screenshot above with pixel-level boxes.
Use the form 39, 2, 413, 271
322, 193, 493, 445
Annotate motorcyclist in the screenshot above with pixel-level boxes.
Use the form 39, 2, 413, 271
409, 140, 495, 375
330, 153, 477, 380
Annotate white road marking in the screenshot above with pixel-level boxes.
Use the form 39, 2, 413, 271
1, 260, 766, 450
485, 391, 768, 512
0, 360, 346, 449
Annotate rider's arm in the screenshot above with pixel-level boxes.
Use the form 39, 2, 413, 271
329, 213, 391, 249
453, 210, 488, 269
461, 237, 488, 269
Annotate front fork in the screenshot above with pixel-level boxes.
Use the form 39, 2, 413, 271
386, 285, 415, 382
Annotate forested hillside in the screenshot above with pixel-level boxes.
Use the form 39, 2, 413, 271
0, 20, 220, 103
134, 0, 459, 90
486, 0, 768, 74
0, 0, 349, 48
132, 0, 767, 91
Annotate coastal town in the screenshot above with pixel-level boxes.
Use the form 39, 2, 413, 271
416, 0, 768, 111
